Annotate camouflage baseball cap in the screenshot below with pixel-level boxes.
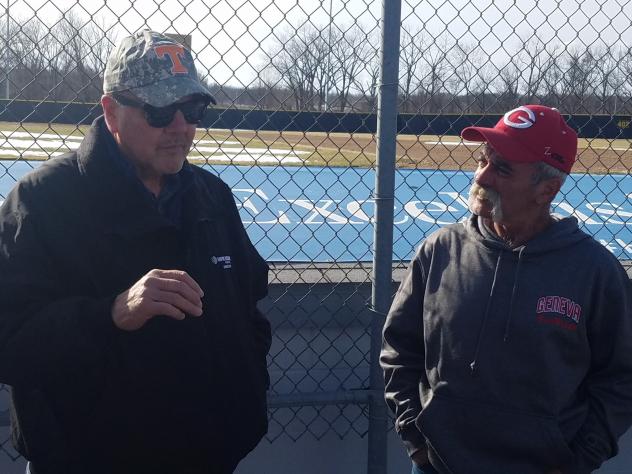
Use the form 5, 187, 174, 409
103, 30, 216, 107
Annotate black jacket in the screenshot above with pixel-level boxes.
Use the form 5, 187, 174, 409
0, 118, 271, 474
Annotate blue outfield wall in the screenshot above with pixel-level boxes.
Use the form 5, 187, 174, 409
1, 162, 631, 262
0, 99, 631, 138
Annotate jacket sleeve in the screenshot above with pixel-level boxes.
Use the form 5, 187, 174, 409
0, 183, 117, 388
569, 261, 632, 473
380, 248, 428, 457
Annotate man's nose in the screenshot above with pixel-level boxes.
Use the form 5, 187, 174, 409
475, 163, 494, 188
165, 110, 188, 131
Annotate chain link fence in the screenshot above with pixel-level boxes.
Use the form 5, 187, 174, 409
0, 1, 631, 472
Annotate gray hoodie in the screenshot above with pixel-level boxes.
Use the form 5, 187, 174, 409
381, 215, 632, 474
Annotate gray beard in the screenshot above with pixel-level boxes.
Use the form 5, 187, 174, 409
468, 183, 504, 222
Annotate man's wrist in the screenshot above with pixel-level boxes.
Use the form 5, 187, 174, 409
411, 447, 429, 466
400, 422, 427, 457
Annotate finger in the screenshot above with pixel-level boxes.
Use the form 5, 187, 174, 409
151, 277, 204, 308
153, 289, 203, 317
151, 269, 204, 297
150, 301, 186, 321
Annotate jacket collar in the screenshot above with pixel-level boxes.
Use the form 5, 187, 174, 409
76, 116, 224, 236
76, 116, 174, 236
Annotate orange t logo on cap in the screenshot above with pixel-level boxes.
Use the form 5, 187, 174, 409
154, 44, 188, 74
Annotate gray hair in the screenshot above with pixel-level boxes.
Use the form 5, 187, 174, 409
481, 143, 568, 186
532, 161, 568, 186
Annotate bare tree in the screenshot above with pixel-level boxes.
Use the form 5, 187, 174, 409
52, 11, 109, 101
2, 17, 48, 99
497, 61, 521, 110
517, 39, 558, 103
591, 46, 624, 114
269, 25, 329, 110
330, 24, 372, 112
1, 10, 630, 117
559, 47, 597, 113
472, 59, 497, 113
539, 52, 564, 109
449, 41, 486, 112
618, 47, 632, 114
416, 35, 451, 112
453, 43, 496, 113
316, 27, 337, 111
352, 35, 381, 112
3, 11, 117, 102
399, 26, 425, 112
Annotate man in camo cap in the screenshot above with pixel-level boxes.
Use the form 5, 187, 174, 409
0, 30, 271, 474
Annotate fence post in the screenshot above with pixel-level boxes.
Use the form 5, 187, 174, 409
369, 1, 402, 473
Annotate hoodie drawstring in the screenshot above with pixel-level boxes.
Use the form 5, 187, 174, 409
503, 247, 525, 342
470, 251, 503, 373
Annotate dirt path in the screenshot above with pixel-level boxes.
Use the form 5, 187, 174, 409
215, 129, 632, 173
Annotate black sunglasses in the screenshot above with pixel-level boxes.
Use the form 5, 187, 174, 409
112, 93, 210, 128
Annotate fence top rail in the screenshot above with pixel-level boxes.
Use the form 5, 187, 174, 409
268, 261, 632, 285
1, 100, 631, 138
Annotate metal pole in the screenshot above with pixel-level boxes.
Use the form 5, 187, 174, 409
324, 0, 333, 110
369, 1, 401, 474
5, 0, 9, 100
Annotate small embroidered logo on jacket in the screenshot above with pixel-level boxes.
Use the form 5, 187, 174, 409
211, 255, 231, 269
536, 296, 582, 330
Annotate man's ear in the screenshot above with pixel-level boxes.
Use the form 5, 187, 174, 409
101, 95, 119, 134
536, 177, 562, 205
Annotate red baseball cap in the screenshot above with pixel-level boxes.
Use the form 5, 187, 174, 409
461, 105, 578, 174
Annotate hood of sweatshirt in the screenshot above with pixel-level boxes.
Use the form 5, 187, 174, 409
465, 213, 591, 255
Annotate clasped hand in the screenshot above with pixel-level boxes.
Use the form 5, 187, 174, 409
111, 269, 204, 331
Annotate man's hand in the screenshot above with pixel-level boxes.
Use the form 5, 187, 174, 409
111, 269, 204, 331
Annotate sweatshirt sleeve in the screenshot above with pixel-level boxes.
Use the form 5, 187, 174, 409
569, 260, 632, 473
380, 248, 428, 457
0, 184, 118, 389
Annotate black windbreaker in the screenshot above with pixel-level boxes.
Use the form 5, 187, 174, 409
0, 118, 271, 474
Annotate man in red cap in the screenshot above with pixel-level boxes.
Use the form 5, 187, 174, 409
381, 105, 632, 474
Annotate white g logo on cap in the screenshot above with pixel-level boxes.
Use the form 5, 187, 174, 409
503, 106, 536, 129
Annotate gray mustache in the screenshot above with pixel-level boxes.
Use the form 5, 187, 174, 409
470, 183, 500, 202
